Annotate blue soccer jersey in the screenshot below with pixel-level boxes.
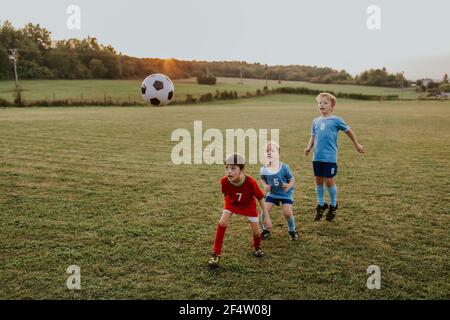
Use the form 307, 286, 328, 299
260, 162, 294, 200
311, 115, 350, 163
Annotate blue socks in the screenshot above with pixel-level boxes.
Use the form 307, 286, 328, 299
287, 215, 296, 232
327, 185, 337, 206
316, 184, 338, 206
316, 185, 325, 206
261, 210, 296, 232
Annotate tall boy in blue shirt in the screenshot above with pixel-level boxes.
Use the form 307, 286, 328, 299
304, 93, 365, 221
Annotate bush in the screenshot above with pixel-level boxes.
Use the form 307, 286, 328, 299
272, 87, 398, 101
0, 98, 12, 107
184, 94, 197, 104
439, 83, 450, 93
14, 90, 25, 106
199, 93, 213, 102
17, 60, 54, 79
197, 75, 217, 85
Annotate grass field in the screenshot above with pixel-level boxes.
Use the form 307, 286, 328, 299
0, 77, 421, 102
0, 95, 449, 299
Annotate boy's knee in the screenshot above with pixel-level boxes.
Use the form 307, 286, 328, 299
219, 211, 231, 227
252, 226, 261, 236
219, 218, 229, 228
282, 207, 293, 218
325, 178, 335, 187
315, 177, 324, 185
283, 211, 293, 219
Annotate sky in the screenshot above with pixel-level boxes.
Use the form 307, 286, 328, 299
1, 0, 449, 80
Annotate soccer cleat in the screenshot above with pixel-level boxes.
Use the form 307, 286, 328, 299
326, 204, 338, 221
314, 203, 329, 221
208, 253, 220, 268
261, 229, 271, 240
253, 247, 264, 258
288, 230, 299, 241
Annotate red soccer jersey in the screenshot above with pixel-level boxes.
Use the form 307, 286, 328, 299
221, 175, 264, 217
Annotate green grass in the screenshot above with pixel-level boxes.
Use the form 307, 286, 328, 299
0, 77, 421, 102
0, 95, 449, 299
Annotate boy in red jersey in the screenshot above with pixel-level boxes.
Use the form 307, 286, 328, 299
208, 154, 271, 268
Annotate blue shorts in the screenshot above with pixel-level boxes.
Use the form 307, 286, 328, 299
266, 196, 293, 206
313, 161, 337, 178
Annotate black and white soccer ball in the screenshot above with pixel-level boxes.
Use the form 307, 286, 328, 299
141, 73, 174, 106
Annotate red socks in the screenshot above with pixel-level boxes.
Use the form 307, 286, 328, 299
253, 233, 262, 249
213, 224, 226, 255
213, 224, 262, 255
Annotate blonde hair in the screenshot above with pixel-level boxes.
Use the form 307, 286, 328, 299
316, 92, 337, 107
265, 141, 280, 153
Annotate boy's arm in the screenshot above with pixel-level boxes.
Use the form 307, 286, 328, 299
257, 197, 272, 230
345, 129, 365, 154
260, 179, 270, 193
304, 135, 314, 156
283, 176, 295, 192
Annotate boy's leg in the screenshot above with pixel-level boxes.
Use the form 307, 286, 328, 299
325, 178, 338, 221
315, 176, 328, 221
261, 202, 273, 231
283, 203, 298, 240
249, 218, 264, 257
261, 201, 273, 240
282, 204, 296, 232
325, 178, 337, 207
315, 176, 326, 206
212, 210, 232, 255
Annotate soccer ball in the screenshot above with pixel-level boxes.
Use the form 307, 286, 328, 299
141, 73, 174, 106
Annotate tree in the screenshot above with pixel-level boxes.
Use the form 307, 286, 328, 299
17, 60, 53, 79
439, 83, 450, 93
120, 57, 137, 78
46, 48, 76, 78
426, 80, 439, 90
98, 51, 122, 79
89, 58, 107, 78
0, 21, 19, 48
22, 23, 52, 52
0, 45, 10, 79
443, 73, 449, 84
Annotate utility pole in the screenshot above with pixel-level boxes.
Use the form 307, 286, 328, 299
264, 64, 268, 89
8, 48, 23, 105
8, 49, 19, 91
239, 66, 243, 84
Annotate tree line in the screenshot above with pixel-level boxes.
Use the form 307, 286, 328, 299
1, 21, 410, 87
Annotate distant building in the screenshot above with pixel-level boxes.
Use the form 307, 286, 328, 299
439, 92, 450, 99
421, 78, 433, 87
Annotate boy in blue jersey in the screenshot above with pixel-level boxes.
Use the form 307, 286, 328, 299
260, 142, 298, 240
304, 93, 365, 221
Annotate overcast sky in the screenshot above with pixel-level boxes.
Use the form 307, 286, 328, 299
1, 0, 449, 79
